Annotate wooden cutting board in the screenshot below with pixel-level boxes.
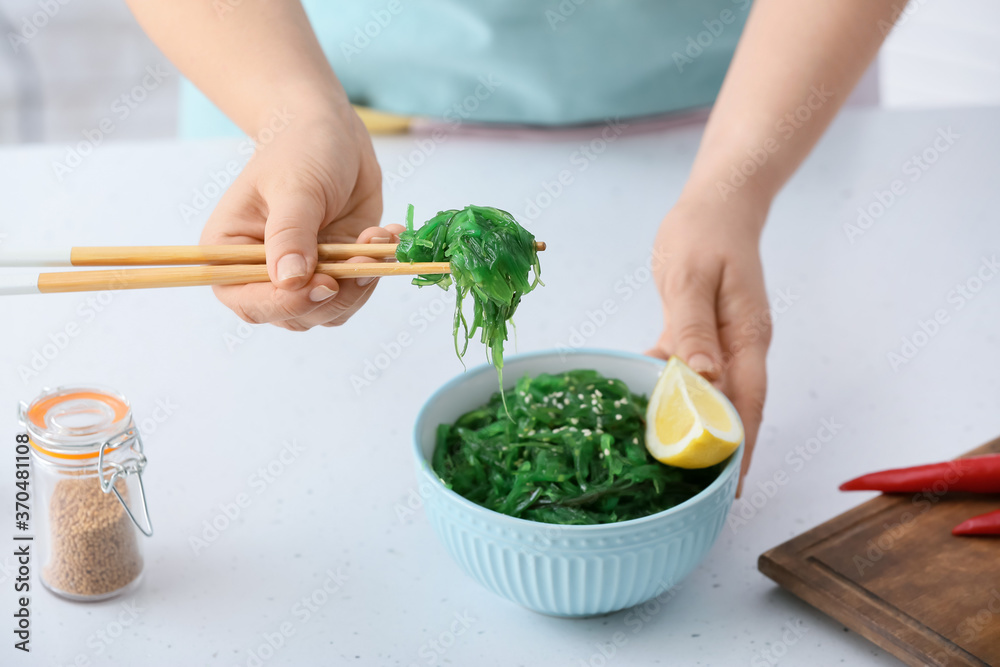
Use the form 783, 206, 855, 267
759, 437, 1000, 667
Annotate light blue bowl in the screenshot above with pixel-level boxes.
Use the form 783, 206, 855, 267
413, 349, 743, 617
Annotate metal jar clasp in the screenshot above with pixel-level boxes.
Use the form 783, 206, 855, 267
98, 429, 154, 537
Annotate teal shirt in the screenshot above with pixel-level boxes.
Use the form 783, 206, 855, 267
181, 0, 750, 137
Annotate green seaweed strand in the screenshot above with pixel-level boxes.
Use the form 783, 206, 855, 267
396, 205, 543, 399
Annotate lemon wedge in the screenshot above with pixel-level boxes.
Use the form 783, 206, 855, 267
645, 357, 744, 468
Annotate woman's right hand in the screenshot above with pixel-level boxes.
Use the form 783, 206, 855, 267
647, 189, 772, 490
200, 105, 395, 331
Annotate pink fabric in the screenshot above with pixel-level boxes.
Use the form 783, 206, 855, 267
411, 108, 711, 140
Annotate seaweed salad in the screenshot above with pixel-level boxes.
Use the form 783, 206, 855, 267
432, 370, 723, 525
395, 205, 542, 384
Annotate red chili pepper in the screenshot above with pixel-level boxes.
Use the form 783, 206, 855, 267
953, 509, 1000, 536
839, 453, 1000, 494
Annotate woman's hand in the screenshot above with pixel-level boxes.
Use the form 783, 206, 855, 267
125, 0, 398, 329
647, 190, 771, 490
201, 107, 396, 331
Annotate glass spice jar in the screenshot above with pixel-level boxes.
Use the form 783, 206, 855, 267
19, 386, 153, 601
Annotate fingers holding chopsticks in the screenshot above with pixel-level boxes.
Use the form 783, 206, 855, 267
353, 223, 405, 285
219, 275, 340, 327
277, 225, 405, 330
263, 193, 332, 290
199, 179, 336, 326
303, 224, 406, 329
197, 160, 391, 330
356, 223, 405, 247
216, 223, 405, 330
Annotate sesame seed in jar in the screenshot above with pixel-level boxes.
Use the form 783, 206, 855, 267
42, 478, 143, 598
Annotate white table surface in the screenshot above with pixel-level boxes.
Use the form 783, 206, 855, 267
2, 106, 999, 667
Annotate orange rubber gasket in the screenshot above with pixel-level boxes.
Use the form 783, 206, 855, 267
28, 390, 130, 460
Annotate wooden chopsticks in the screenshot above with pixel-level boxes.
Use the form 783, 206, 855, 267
0, 242, 546, 295
27, 263, 452, 294
0, 242, 546, 267
76, 244, 402, 266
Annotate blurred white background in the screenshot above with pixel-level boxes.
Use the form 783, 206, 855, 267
0, 0, 997, 143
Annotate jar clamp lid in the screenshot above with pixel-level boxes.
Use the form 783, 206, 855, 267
18, 386, 154, 537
